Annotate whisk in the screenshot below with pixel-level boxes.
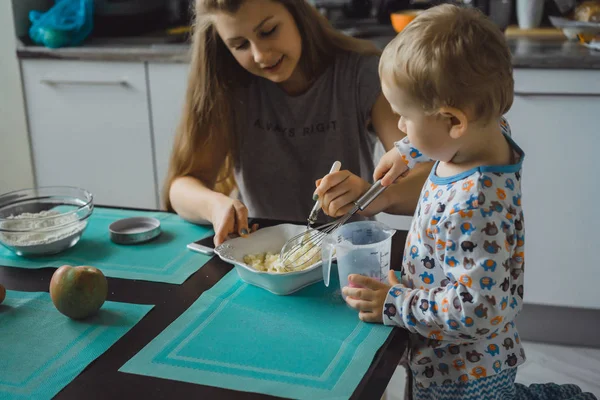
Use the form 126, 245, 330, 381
279, 179, 388, 270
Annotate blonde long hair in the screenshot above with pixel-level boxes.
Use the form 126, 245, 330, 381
163, 0, 381, 211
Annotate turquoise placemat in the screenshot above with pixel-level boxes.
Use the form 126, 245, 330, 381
120, 270, 393, 400
0, 207, 214, 284
0, 290, 153, 400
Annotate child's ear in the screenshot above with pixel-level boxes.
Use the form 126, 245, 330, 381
439, 107, 468, 139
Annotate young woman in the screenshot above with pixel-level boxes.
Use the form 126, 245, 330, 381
165, 0, 430, 245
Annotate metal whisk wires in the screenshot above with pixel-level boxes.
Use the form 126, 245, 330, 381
279, 180, 388, 271
278, 218, 345, 271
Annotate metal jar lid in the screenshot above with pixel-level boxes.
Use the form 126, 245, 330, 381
108, 217, 161, 245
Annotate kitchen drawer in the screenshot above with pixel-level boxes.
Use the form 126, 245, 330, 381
21, 59, 158, 209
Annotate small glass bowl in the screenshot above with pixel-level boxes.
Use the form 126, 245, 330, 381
0, 186, 94, 257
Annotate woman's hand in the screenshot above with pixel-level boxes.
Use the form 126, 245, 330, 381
211, 196, 258, 246
313, 170, 371, 218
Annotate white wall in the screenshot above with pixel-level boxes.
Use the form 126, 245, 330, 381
0, 1, 35, 194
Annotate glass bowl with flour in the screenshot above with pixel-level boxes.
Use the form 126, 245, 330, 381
0, 187, 93, 256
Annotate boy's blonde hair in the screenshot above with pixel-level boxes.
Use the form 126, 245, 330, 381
379, 4, 513, 123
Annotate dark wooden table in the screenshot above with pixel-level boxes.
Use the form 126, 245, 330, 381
0, 215, 409, 399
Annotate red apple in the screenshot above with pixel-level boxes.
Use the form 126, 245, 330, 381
49, 265, 108, 319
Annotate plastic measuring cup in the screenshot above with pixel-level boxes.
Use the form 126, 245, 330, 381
322, 220, 395, 298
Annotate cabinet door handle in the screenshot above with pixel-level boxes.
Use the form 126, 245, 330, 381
515, 91, 599, 98
40, 78, 130, 87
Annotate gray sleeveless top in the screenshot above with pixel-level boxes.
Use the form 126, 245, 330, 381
233, 51, 382, 223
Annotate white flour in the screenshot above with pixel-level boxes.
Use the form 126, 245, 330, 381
0, 210, 86, 247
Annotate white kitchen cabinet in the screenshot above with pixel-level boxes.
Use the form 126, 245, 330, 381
21, 59, 158, 209
507, 69, 600, 310
147, 62, 190, 207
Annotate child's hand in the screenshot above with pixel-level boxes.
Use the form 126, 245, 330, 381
374, 148, 409, 187
313, 170, 371, 218
342, 270, 401, 323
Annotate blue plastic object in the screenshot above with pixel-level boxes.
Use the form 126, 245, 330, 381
28, 0, 94, 48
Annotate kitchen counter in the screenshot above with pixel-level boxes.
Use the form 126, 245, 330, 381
508, 38, 600, 69
16, 25, 600, 69
16, 36, 192, 63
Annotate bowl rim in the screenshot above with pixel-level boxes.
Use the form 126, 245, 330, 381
214, 223, 330, 276
0, 186, 94, 229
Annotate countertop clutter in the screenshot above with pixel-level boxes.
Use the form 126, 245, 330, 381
15, 24, 600, 69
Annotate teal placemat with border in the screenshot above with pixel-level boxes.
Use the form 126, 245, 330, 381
0, 207, 214, 284
120, 270, 394, 400
0, 290, 153, 400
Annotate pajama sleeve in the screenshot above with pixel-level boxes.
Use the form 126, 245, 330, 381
394, 137, 432, 170
382, 207, 524, 344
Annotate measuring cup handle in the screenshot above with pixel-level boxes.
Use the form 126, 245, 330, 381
321, 241, 335, 287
